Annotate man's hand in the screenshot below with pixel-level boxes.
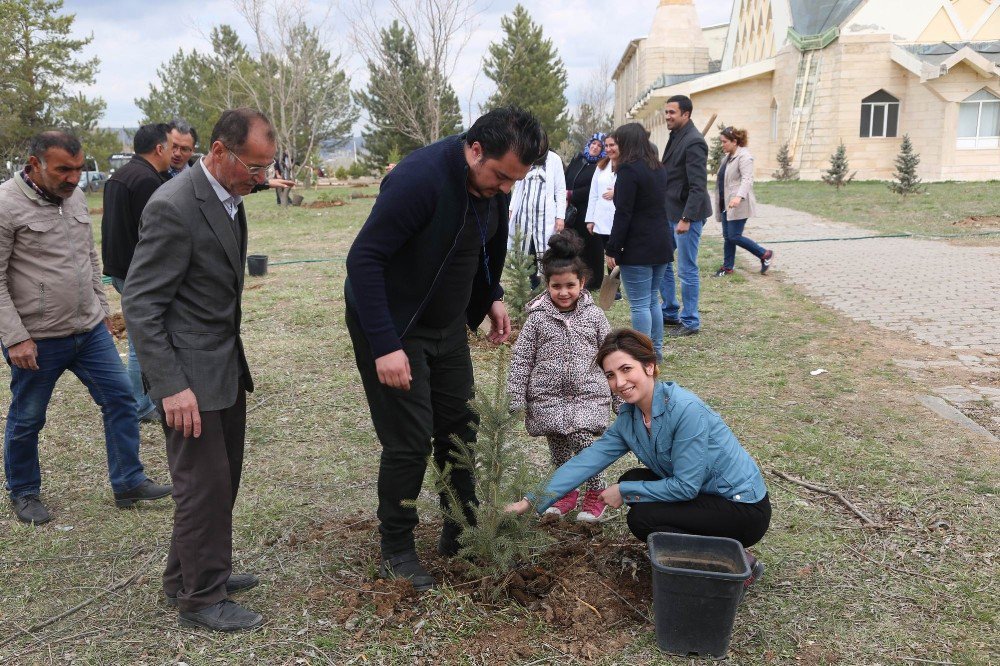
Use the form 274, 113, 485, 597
727, 196, 742, 210
7, 339, 38, 370
162, 388, 202, 438
605, 255, 617, 270
486, 300, 512, 344
554, 217, 564, 232
676, 219, 691, 235
375, 349, 412, 391
586, 222, 595, 235
268, 177, 296, 189
504, 498, 532, 515
599, 484, 624, 509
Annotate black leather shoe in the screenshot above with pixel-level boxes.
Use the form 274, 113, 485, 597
663, 316, 682, 327
667, 325, 699, 337
165, 573, 260, 607
11, 495, 51, 525
379, 551, 435, 591
438, 523, 462, 557
114, 479, 172, 508
178, 599, 263, 631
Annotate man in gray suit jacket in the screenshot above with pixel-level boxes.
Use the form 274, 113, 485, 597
659, 94, 714, 336
123, 108, 276, 631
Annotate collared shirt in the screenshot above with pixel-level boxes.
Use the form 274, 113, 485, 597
167, 165, 185, 179
198, 159, 242, 220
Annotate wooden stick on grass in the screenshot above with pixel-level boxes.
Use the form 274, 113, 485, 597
772, 470, 880, 527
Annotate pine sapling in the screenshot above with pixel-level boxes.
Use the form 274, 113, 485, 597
503, 226, 543, 328
822, 142, 855, 190
772, 142, 799, 181
707, 121, 726, 174
888, 134, 923, 197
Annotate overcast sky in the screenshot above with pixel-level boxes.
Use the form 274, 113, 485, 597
63, 0, 734, 129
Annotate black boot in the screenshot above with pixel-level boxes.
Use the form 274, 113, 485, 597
379, 551, 435, 591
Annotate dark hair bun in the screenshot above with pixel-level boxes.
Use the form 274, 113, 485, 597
546, 229, 583, 259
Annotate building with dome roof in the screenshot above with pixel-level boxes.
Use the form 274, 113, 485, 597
613, 0, 1000, 180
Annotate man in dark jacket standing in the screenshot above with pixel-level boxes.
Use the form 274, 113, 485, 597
345, 106, 547, 590
101, 123, 173, 422
659, 95, 714, 336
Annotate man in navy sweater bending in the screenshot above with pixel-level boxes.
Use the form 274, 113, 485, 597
345, 107, 547, 590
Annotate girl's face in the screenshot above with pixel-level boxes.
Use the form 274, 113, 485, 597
601, 350, 656, 405
720, 135, 737, 155
588, 140, 603, 157
604, 137, 619, 160
547, 270, 583, 311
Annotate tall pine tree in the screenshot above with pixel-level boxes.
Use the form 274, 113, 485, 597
355, 21, 463, 170
483, 4, 569, 147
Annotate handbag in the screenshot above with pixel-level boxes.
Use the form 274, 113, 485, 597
564, 203, 578, 227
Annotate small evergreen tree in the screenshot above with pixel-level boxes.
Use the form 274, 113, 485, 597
706, 121, 726, 174
772, 142, 799, 181
422, 347, 551, 581
822, 142, 855, 190
503, 227, 543, 328
888, 134, 923, 197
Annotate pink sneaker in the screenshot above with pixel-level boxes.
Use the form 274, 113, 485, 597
576, 489, 608, 523
544, 489, 579, 517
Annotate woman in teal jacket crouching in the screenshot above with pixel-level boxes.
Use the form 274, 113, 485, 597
506, 328, 771, 584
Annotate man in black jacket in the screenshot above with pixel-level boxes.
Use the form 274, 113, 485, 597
659, 95, 714, 336
345, 106, 547, 590
101, 123, 173, 422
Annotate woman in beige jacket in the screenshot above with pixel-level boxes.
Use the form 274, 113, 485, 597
713, 127, 773, 276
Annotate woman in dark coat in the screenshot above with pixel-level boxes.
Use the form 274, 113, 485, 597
564, 133, 607, 290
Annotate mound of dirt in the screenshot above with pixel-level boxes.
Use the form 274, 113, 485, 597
303, 200, 346, 208
108, 311, 127, 340
953, 215, 1000, 228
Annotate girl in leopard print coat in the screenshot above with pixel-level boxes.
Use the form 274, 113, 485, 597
507, 232, 618, 522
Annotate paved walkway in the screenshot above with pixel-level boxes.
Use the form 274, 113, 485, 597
710, 203, 1000, 357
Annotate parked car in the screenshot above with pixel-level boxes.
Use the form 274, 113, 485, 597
77, 156, 107, 193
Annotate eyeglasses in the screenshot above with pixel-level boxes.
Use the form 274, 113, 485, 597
225, 146, 275, 178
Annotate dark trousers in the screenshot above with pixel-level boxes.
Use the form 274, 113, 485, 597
162, 389, 246, 612
619, 468, 771, 548
346, 308, 478, 556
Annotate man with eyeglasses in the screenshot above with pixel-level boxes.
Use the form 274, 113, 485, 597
123, 108, 275, 631
168, 118, 295, 198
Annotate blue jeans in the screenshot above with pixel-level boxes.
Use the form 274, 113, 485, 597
660, 219, 704, 330
111, 277, 156, 419
619, 263, 668, 358
721, 212, 766, 270
3, 323, 147, 498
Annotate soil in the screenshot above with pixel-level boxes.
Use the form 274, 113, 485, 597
309, 513, 654, 661
107, 311, 127, 340
303, 200, 347, 208
953, 215, 1000, 228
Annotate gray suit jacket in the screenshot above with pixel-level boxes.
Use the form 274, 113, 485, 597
122, 164, 253, 412
661, 120, 714, 222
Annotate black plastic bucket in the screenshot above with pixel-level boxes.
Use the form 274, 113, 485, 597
648, 532, 750, 659
247, 254, 269, 277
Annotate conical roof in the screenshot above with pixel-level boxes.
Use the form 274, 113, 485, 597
789, 0, 865, 35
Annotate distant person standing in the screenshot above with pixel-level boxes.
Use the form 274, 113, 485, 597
509, 150, 566, 287
584, 134, 619, 264
659, 95, 713, 337
712, 126, 773, 277
564, 134, 607, 290
101, 122, 174, 423
167, 119, 198, 178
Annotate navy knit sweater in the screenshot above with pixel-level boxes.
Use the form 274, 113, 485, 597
344, 135, 508, 359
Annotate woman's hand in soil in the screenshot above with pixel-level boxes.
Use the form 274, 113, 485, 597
600, 484, 624, 509
505, 499, 532, 515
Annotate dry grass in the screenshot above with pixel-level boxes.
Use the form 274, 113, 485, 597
0, 186, 996, 664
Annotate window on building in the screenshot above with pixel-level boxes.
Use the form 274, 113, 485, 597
957, 89, 1000, 149
770, 100, 778, 141
860, 90, 899, 138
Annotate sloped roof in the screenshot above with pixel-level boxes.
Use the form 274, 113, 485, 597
900, 40, 1000, 66
789, 0, 865, 35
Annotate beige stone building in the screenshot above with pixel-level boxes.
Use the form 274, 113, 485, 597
613, 0, 1000, 180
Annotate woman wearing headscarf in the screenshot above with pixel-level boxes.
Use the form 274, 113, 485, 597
565, 133, 607, 291
509, 150, 567, 286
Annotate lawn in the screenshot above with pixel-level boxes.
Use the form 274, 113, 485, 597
755, 180, 1000, 244
0, 186, 996, 664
